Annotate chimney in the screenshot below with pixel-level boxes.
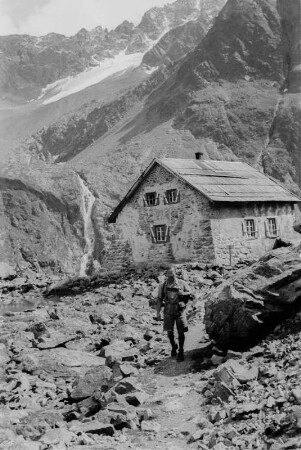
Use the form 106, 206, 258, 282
195, 152, 203, 160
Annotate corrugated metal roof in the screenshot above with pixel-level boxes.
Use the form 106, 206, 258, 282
108, 158, 300, 222
158, 158, 300, 203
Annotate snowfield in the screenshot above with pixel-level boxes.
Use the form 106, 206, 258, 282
39, 52, 144, 105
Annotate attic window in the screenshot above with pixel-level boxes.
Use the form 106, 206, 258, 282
144, 192, 159, 206
242, 219, 258, 238
165, 189, 179, 204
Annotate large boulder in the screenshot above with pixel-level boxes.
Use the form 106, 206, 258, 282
21, 348, 105, 377
204, 248, 301, 350
70, 366, 113, 400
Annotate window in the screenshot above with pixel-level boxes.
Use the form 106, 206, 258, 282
268, 218, 277, 236
265, 217, 279, 237
164, 189, 179, 204
144, 192, 159, 206
242, 219, 258, 238
155, 225, 166, 242
150, 225, 170, 243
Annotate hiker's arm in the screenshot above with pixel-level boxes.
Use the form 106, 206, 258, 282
156, 284, 164, 319
179, 281, 193, 307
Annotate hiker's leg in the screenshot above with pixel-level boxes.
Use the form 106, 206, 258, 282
165, 315, 178, 356
176, 312, 188, 361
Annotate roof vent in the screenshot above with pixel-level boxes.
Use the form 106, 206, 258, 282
195, 152, 203, 160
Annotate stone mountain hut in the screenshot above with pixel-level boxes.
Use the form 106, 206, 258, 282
107, 156, 301, 266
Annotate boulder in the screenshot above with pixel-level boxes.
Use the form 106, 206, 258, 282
21, 348, 105, 377
70, 366, 113, 400
114, 377, 141, 395
39, 428, 76, 446
99, 340, 131, 359
16, 410, 64, 440
125, 391, 149, 407
0, 262, 16, 280
141, 420, 161, 433
69, 420, 115, 436
119, 364, 139, 377
204, 249, 301, 350
0, 428, 40, 449
215, 360, 258, 384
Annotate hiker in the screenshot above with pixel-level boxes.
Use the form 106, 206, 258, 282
157, 266, 192, 361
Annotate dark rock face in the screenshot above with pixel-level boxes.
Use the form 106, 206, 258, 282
0, 166, 92, 276
204, 248, 301, 350
277, 0, 301, 94
141, 0, 284, 166
142, 20, 207, 67
178, 0, 283, 85
263, 0, 301, 195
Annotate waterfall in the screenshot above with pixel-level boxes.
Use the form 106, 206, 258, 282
77, 175, 96, 277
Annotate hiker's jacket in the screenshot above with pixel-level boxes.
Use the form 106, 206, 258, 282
157, 278, 191, 316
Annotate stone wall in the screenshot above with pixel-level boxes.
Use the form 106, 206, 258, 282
106, 163, 300, 267
110, 163, 215, 265
211, 202, 300, 265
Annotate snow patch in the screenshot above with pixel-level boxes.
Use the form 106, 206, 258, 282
40, 51, 144, 105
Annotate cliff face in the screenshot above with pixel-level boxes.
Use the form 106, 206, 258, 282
0, 160, 97, 277
128, 0, 284, 167
277, 0, 301, 93
142, 20, 207, 67
263, 0, 301, 193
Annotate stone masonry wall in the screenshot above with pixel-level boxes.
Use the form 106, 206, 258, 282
211, 203, 300, 265
110, 163, 215, 265
105, 163, 300, 267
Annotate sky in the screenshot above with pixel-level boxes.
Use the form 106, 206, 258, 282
0, 0, 176, 36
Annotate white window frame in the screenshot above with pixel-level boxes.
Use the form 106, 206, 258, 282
242, 218, 259, 239
143, 192, 159, 207
150, 225, 170, 243
165, 189, 180, 204
265, 217, 279, 238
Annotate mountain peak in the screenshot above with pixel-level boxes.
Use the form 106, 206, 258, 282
178, 0, 283, 85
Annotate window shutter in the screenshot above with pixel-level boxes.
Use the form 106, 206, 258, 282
143, 195, 147, 207
163, 192, 168, 205
156, 192, 160, 206
242, 220, 247, 236
264, 220, 270, 238
254, 219, 259, 238
164, 225, 170, 243
176, 189, 180, 203
150, 226, 156, 243
276, 217, 280, 237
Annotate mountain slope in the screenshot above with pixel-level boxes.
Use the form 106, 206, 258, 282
0, 0, 225, 103
1, 0, 300, 278
97, 0, 284, 165
262, 0, 301, 193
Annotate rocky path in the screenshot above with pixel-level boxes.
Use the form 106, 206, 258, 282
1, 260, 301, 449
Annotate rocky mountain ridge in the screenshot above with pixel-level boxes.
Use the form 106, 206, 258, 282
0, 0, 226, 102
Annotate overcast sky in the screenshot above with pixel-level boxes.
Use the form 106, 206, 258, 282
0, 0, 175, 36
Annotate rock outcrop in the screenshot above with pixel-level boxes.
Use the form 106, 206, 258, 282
263, 0, 301, 194
0, 161, 97, 277
204, 246, 301, 350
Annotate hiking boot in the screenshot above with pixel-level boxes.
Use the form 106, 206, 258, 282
177, 351, 184, 362
171, 344, 178, 357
